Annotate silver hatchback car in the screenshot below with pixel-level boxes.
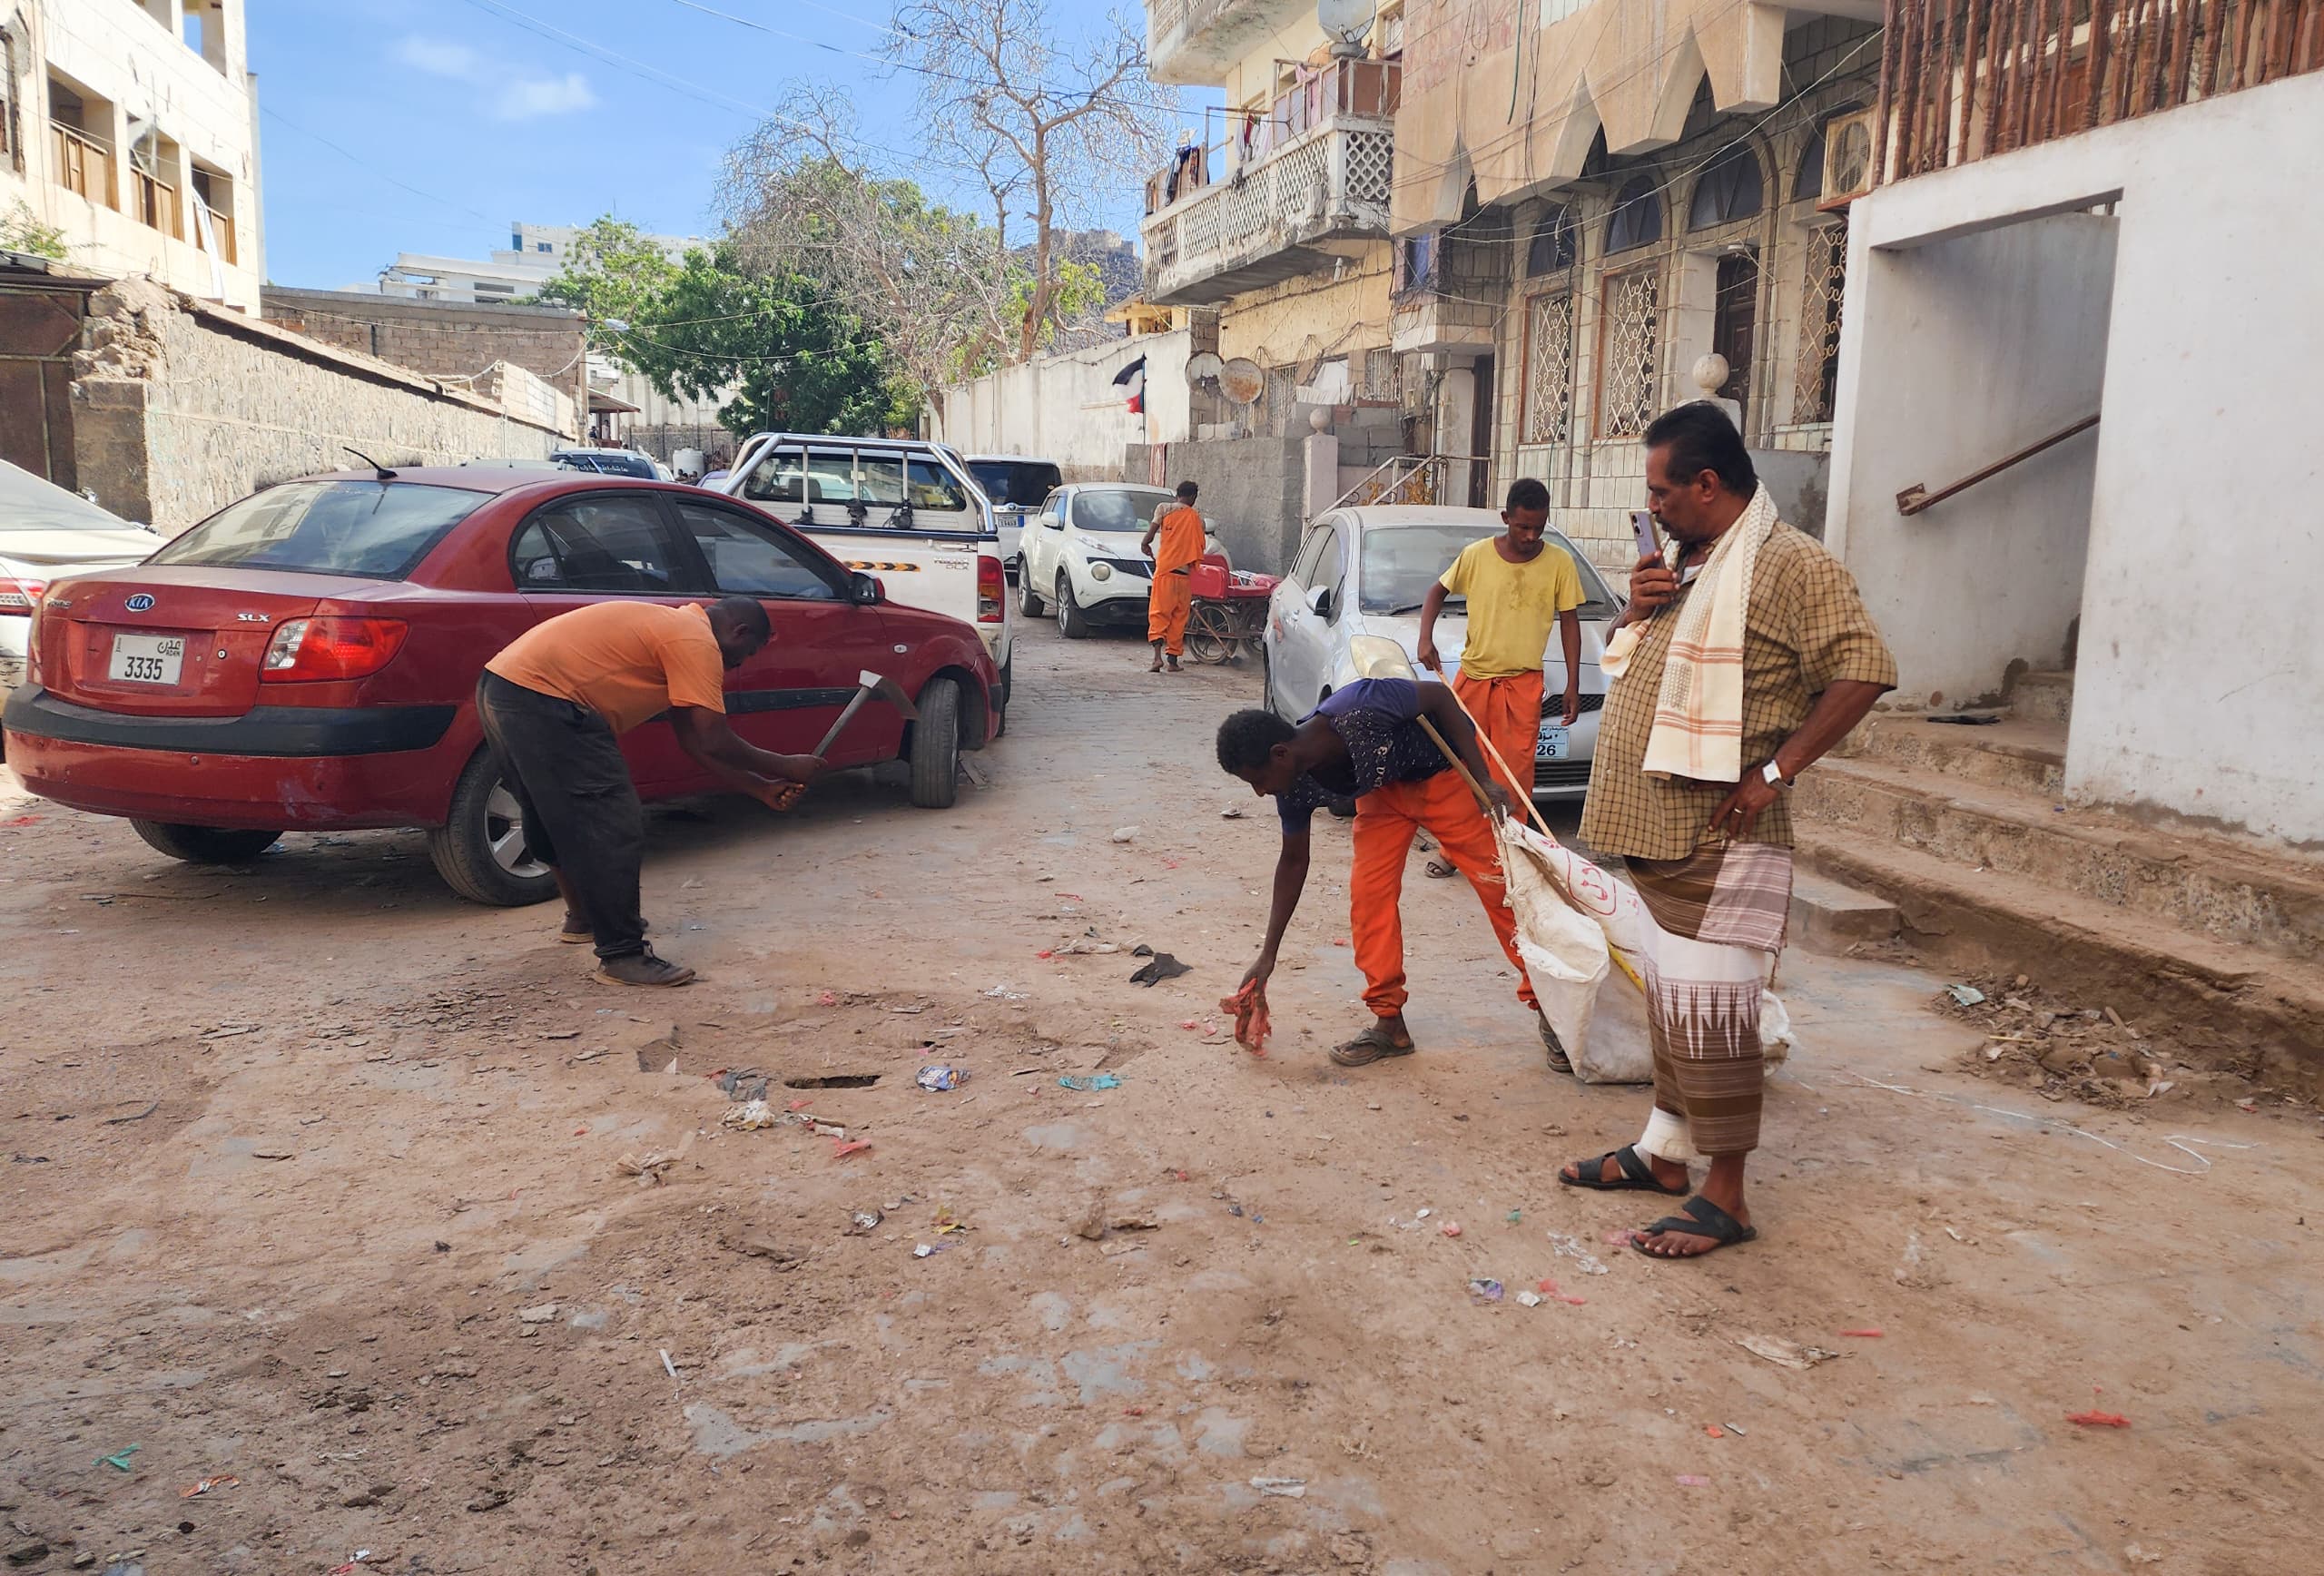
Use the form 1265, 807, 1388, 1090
1261, 506, 1621, 800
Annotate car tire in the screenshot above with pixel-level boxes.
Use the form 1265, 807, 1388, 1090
1019, 571, 1045, 617
131, 821, 282, 864
1055, 573, 1091, 640
427, 749, 559, 908
909, 676, 961, 809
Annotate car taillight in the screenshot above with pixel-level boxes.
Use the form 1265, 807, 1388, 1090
977, 555, 1004, 623
0, 576, 43, 616
261, 616, 409, 682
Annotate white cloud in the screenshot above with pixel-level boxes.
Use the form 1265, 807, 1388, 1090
493, 72, 599, 122
394, 36, 481, 78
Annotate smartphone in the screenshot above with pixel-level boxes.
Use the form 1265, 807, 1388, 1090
1630, 509, 1659, 559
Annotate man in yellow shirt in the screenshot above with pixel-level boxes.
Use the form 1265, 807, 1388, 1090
1139, 480, 1206, 673
1416, 477, 1583, 834
480, 596, 825, 987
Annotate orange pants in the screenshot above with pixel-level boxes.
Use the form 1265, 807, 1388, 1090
1350, 768, 1538, 1019
1451, 668, 1542, 802
1147, 571, 1192, 654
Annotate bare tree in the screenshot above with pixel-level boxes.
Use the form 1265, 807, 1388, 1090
889, 0, 1161, 360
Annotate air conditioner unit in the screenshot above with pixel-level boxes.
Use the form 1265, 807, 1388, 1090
1817, 107, 1877, 211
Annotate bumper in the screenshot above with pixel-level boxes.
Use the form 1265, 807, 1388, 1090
3, 685, 464, 830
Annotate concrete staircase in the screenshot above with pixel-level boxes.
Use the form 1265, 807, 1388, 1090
1791, 677, 2324, 1088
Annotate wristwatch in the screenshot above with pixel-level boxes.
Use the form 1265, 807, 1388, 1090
1761, 760, 1797, 788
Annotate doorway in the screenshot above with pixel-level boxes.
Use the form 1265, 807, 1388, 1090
1710, 253, 1758, 428
1467, 353, 1495, 507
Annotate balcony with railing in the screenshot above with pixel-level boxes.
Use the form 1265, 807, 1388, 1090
196, 198, 237, 265
133, 167, 182, 239
1147, 0, 1316, 85
1141, 57, 1400, 305
1876, 0, 2323, 182
51, 122, 117, 209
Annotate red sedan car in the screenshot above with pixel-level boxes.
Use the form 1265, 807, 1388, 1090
3, 468, 1000, 905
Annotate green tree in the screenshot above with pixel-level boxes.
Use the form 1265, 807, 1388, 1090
2, 202, 71, 262
537, 217, 679, 353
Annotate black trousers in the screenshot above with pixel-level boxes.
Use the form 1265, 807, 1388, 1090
476, 672, 646, 960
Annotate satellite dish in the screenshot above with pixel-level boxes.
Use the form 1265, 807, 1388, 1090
1316, 0, 1375, 51
1187, 351, 1224, 384
1219, 358, 1265, 406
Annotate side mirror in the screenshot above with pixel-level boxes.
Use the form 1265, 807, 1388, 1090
1307, 584, 1334, 620
851, 571, 886, 606
1043, 514, 1064, 529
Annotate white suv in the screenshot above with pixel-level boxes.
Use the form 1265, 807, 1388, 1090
1016, 482, 1226, 638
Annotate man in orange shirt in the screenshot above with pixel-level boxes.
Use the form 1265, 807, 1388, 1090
1139, 480, 1206, 674
478, 596, 825, 987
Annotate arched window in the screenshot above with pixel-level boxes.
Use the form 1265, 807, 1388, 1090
1604, 176, 1661, 255
1524, 205, 1576, 276
1688, 143, 1764, 230
1795, 124, 1827, 205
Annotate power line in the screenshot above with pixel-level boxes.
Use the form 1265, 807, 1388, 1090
258, 106, 498, 224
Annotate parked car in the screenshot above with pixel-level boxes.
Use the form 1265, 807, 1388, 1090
963, 455, 1063, 580
0, 460, 160, 706
717, 434, 1014, 713
551, 448, 661, 479
1262, 506, 1620, 800
1015, 483, 1228, 639
2, 469, 1001, 905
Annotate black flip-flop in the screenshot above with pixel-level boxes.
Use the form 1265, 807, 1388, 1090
1423, 859, 1459, 879
1330, 1022, 1415, 1068
1559, 1144, 1687, 1195
1631, 1195, 1758, 1257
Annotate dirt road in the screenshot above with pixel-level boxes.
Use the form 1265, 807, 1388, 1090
3, 620, 2317, 1575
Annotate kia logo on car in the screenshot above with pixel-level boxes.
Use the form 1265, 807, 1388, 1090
125, 594, 156, 612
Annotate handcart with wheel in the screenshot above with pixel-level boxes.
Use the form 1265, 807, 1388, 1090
1184, 555, 1279, 665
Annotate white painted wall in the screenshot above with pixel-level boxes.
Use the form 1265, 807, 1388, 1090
935, 330, 1191, 480
1826, 213, 2115, 706
1830, 72, 2324, 848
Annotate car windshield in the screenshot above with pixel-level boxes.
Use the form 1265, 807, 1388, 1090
149, 480, 487, 579
969, 460, 1063, 507
1072, 488, 1173, 534
1358, 525, 1620, 616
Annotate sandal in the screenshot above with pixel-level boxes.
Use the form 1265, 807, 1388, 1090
1423, 859, 1459, 879
1558, 1144, 1688, 1195
1329, 1021, 1415, 1068
1631, 1195, 1758, 1258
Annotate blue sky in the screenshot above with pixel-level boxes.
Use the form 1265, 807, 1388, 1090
250, 0, 1167, 290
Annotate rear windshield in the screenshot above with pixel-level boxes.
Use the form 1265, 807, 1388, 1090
555, 451, 658, 478
150, 480, 486, 578
1072, 488, 1175, 534
970, 460, 1063, 507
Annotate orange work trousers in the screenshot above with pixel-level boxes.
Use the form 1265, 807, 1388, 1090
1147, 570, 1192, 655
1350, 768, 1538, 1019
1451, 668, 1542, 803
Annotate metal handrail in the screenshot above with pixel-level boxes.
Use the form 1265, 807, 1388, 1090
1896, 413, 2099, 516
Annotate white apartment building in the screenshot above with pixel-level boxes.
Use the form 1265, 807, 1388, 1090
379, 221, 703, 302
0, 0, 263, 310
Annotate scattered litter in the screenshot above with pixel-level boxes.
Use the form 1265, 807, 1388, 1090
518, 1303, 560, 1324
1179, 1019, 1199, 1030
1416, 1208, 1431, 1218
915, 1065, 969, 1092
615, 1151, 675, 1185
983, 984, 1027, 1001
1945, 983, 1987, 1007
1705, 1424, 1726, 1439
717, 1068, 770, 1102
2066, 1410, 2132, 1429
658, 1349, 678, 1380
832, 1139, 872, 1159
1467, 1278, 1504, 1303
94, 1444, 141, 1472
721, 1099, 782, 1131
1132, 943, 1154, 957
1534, 1278, 1586, 1305
1440, 1222, 1462, 1238
934, 1207, 973, 1235
1249, 1477, 1307, 1498
1737, 1335, 1838, 1371
849, 1208, 884, 1234
1674, 1474, 1711, 1488
1128, 952, 1191, 986
1839, 1327, 1886, 1338
1505, 1208, 1523, 1225
1220, 804, 1246, 819
1059, 1073, 1122, 1092
1219, 980, 1271, 1055
1724, 1423, 1747, 1437
180, 1474, 239, 1498
1515, 1290, 1545, 1307
1110, 826, 1139, 842
912, 1244, 938, 1258
1547, 1233, 1610, 1276
818, 991, 839, 1006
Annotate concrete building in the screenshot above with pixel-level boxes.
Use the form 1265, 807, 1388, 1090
1388, 0, 1883, 575
0, 0, 264, 310
377, 221, 702, 303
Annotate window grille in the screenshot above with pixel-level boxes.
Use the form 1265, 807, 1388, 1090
1600, 268, 1659, 439
1521, 292, 1575, 445
1793, 221, 1847, 425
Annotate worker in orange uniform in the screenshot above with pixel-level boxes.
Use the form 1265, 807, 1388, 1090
1139, 479, 1206, 673
1215, 682, 1563, 1069
1415, 478, 1583, 879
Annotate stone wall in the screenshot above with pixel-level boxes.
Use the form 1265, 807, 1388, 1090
73, 279, 566, 533
263, 287, 588, 427
1128, 436, 1306, 574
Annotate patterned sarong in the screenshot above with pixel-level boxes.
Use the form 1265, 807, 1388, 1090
1627, 841, 1793, 1156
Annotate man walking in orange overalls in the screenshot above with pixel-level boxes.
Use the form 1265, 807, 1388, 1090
1139, 480, 1206, 673
1415, 477, 1583, 863
1215, 681, 1562, 1068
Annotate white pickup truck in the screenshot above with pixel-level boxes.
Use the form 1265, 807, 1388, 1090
716, 434, 1016, 716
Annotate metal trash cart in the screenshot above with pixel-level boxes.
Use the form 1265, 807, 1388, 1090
1183, 555, 1278, 665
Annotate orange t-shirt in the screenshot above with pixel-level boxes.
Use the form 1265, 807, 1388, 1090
1153, 505, 1206, 576
487, 601, 728, 735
